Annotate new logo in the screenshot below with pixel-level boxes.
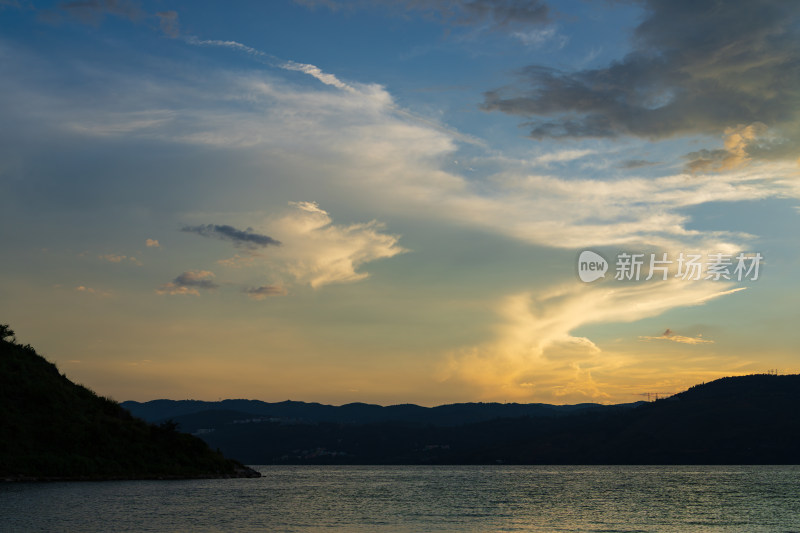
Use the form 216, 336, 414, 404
578, 250, 608, 283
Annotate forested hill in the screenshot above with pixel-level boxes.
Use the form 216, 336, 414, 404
122, 397, 642, 427
0, 325, 259, 481
126, 373, 800, 465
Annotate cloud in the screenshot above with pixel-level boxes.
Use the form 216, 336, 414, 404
168, 203, 405, 294
145, 239, 160, 248
187, 203, 406, 291
281, 60, 355, 92
217, 254, 260, 269
156, 270, 218, 296
182, 224, 281, 250
58, 0, 143, 24
98, 253, 141, 265
294, 0, 551, 29
482, 0, 800, 162
8, 36, 799, 253
265, 201, 407, 288
619, 159, 658, 170
173, 270, 217, 289
156, 11, 179, 38
75, 285, 112, 297
639, 328, 713, 345
511, 26, 567, 49
443, 280, 744, 401
686, 123, 770, 173
244, 285, 288, 300
533, 148, 596, 165
49, 1, 181, 38
184, 37, 267, 57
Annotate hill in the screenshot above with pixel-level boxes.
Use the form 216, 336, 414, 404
0, 325, 260, 481
128, 374, 800, 465
122, 398, 642, 428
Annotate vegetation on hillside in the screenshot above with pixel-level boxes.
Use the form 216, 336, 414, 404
160, 372, 800, 465
0, 324, 259, 481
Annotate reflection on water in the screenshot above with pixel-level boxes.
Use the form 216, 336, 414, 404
3, 465, 800, 532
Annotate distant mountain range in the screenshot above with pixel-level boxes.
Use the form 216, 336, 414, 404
0, 324, 259, 481
122, 398, 643, 428
123, 374, 800, 465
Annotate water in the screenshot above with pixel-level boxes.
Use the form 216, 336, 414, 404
3, 465, 800, 532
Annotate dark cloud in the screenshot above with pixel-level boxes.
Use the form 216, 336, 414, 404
156, 10, 179, 38
59, 0, 143, 24
244, 285, 288, 300
156, 270, 218, 295
684, 148, 730, 173
418, 0, 549, 28
295, 0, 550, 29
182, 224, 281, 250
173, 271, 218, 290
619, 159, 658, 169
53, 1, 179, 37
482, 0, 800, 160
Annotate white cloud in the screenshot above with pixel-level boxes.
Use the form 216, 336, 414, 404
533, 148, 596, 165
511, 26, 566, 48
263, 201, 407, 288
281, 60, 355, 92
184, 37, 266, 57
153, 70, 797, 252
12, 45, 800, 254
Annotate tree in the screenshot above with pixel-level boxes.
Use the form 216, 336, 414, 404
0, 324, 15, 343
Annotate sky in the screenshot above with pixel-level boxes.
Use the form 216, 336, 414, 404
1, 0, 798, 406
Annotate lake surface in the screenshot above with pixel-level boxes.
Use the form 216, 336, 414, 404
3, 465, 800, 532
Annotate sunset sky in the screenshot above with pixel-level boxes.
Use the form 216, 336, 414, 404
1, 0, 798, 406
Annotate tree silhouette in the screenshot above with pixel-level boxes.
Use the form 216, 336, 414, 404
0, 324, 15, 343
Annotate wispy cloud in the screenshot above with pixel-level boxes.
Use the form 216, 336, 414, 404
184, 36, 266, 57
443, 281, 744, 402
182, 224, 281, 250
6, 16, 797, 259
639, 328, 714, 345
145, 239, 160, 248
75, 285, 113, 297
619, 159, 658, 170
155, 10, 179, 38
49, 0, 180, 38
281, 60, 355, 92
58, 0, 143, 25
243, 285, 288, 300
98, 253, 141, 265
294, 0, 551, 30
533, 148, 596, 165
217, 254, 260, 269
30, 54, 799, 252
511, 26, 567, 49
156, 270, 218, 296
